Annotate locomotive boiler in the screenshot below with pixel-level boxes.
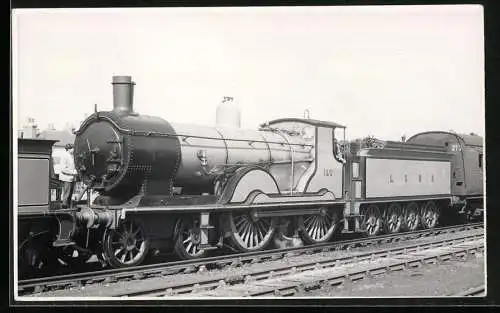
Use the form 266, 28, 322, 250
75, 76, 315, 205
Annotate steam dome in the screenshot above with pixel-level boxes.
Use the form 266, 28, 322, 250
216, 96, 241, 128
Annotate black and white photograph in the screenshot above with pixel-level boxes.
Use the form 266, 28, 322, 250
12, 4, 486, 302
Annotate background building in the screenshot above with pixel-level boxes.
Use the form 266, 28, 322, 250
38, 126, 75, 149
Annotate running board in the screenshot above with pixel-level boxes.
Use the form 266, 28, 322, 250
254, 207, 323, 218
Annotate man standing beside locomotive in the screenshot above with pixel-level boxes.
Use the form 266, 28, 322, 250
58, 144, 77, 208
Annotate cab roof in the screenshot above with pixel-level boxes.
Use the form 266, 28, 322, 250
264, 118, 346, 129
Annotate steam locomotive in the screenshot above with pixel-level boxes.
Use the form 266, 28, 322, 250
17, 76, 484, 272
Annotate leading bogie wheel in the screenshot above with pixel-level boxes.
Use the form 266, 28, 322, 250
226, 212, 276, 252
298, 207, 340, 245
421, 201, 440, 229
173, 217, 208, 260
103, 219, 149, 268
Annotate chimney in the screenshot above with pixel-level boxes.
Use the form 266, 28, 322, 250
112, 76, 135, 114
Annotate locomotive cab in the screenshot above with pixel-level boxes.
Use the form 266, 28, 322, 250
262, 118, 347, 199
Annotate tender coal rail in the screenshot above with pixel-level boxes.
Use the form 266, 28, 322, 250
18, 222, 483, 296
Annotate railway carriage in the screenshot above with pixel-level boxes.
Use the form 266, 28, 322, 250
16, 75, 484, 272
17, 138, 76, 275
405, 131, 484, 220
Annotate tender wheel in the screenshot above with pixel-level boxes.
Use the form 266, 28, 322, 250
362, 204, 383, 236
103, 219, 149, 268
402, 202, 420, 231
421, 201, 440, 229
298, 207, 340, 244
226, 212, 276, 252
173, 217, 208, 260
385, 203, 403, 234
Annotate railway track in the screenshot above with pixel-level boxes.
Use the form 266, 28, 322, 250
452, 285, 486, 297
135, 233, 485, 297
18, 222, 483, 296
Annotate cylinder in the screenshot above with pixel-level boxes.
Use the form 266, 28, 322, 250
112, 76, 135, 113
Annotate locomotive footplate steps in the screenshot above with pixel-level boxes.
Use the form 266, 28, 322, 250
198, 212, 213, 249
53, 213, 77, 247
343, 215, 364, 233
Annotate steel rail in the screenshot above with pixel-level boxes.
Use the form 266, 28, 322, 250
452, 285, 486, 297
118, 233, 485, 297
18, 222, 483, 295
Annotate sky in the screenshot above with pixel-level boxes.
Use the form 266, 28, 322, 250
12, 5, 484, 141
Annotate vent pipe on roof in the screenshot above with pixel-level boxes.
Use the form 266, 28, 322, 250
112, 76, 135, 114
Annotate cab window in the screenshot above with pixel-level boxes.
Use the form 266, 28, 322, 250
333, 127, 346, 162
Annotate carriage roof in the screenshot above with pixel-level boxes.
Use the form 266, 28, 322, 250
407, 131, 483, 148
